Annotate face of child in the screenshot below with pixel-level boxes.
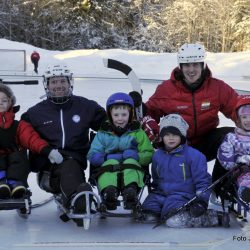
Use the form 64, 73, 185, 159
110, 106, 130, 128
163, 133, 182, 150
239, 114, 250, 131
0, 92, 11, 112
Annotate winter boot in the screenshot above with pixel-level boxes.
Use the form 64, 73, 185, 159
8, 181, 26, 199
166, 209, 220, 228
0, 180, 11, 199
122, 184, 138, 210
102, 186, 119, 210
238, 186, 250, 204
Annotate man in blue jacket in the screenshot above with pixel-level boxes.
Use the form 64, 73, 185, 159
21, 64, 106, 222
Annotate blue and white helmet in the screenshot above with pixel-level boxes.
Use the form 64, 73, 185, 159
106, 92, 135, 122
106, 92, 134, 110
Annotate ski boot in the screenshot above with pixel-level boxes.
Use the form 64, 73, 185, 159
122, 184, 138, 210
102, 186, 119, 210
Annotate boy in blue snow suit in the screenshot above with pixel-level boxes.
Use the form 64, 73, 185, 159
142, 114, 218, 228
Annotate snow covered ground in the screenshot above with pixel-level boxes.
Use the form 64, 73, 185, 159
0, 39, 250, 250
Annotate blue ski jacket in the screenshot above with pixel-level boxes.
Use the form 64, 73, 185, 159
151, 144, 211, 202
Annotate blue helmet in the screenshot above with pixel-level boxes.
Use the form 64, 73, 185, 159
106, 92, 135, 124
106, 92, 134, 110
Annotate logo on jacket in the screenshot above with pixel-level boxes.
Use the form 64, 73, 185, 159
201, 101, 211, 110
176, 105, 188, 110
72, 115, 80, 123
43, 120, 53, 125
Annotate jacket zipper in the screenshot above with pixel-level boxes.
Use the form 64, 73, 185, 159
1, 114, 6, 128
192, 92, 197, 136
60, 109, 65, 149
180, 163, 186, 180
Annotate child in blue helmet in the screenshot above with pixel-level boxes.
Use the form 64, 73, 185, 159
87, 92, 154, 210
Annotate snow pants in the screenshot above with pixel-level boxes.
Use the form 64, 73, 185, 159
142, 192, 193, 219
0, 151, 30, 186
30, 154, 86, 204
50, 159, 86, 199
98, 158, 144, 192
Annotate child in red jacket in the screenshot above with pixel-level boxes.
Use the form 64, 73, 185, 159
0, 84, 63, 199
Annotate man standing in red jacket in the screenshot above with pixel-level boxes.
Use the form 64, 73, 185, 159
131, 43, 238, 196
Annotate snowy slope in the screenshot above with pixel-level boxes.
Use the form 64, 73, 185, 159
0, 39, 250, 250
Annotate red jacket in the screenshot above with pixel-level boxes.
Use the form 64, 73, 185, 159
0, 107, 48, 156
31, 51, 40, 63
146, 67, 238, 145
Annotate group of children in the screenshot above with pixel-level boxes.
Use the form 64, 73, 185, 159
87, 91, 250, 227
1, 82, 250, 227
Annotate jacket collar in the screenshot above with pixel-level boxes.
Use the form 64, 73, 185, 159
170, 66, 212, 92
0, 108, 15, 129
100, 119, 141, 134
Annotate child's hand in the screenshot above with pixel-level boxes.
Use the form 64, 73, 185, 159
123, 149, 139, 161
107, 153, 123, 162
236, 155, 250, 165
189, 199, 207, 217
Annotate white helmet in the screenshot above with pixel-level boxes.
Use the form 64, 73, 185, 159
43, 64, 73, 104
177, 43, 206, 66
43, 64, 73, 80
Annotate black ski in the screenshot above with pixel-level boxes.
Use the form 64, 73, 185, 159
103, 59, 143, 121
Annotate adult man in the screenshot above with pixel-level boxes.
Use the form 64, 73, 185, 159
132, 43, 238, 196
21, 64, 106, 219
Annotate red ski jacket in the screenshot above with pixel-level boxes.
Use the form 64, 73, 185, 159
31, 51, 40, 63
0, 107, 48, 156
146, 67, 238, 146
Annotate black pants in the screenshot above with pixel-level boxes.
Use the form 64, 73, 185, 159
192, 127, 234, 195
30, 154, 85, 204
50, 159, 85, 200
0, 151, 30, 186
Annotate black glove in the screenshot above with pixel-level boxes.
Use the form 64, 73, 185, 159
129, 91, 142, 108
189, 199, 208, 218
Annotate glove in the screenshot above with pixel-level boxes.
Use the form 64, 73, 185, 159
90, 152, 106, 167
123, 149, 139, 161
48, 149, 63, 164
141, 115, 159, 142
189, 199, 208, 218
107, 153, 123, 162
236, 155, 250, 165
129, 91, 142, 108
